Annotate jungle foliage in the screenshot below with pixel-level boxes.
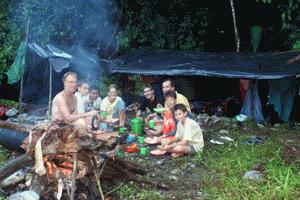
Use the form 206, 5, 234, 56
1, 0, 300, 84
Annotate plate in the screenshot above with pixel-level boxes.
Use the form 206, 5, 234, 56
153, 107, 166, 113
144, 136, 160, 144
150, 149, 166, 156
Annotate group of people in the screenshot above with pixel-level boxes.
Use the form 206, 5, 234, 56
52, 72, 204, 158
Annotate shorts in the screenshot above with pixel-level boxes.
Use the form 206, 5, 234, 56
188, 144, 196, 154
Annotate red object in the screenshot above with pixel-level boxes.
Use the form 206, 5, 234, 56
162, 111, 175, 135
0, 105, 9, 118
124, 144, 138, 153
240, 80, 249, 103
59, 167, 73, 177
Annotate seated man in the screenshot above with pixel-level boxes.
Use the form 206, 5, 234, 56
51, 72, 97, 133
136, 84, 164, 119
159, 104, 204, 158
162, 79, 191, 111
99, 84, 126, 131
85, 86, 102, 112
74, 79, 90, 114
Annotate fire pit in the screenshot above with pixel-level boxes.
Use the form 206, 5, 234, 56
0, 121, 168, 199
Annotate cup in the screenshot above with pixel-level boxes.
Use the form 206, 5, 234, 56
119, 127, 125, 135
139, 147, 148, 156
148, 120, 155, 129
137, 136, 144, 144
100, 111, 107, 119
126, 135, 136, 144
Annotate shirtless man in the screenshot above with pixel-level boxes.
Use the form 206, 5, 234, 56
51, 72, 97, 132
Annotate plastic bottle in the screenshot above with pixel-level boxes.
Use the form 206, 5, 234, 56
131, 118, 143, 136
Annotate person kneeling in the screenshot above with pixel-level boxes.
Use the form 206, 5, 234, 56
159, 104, 204, 158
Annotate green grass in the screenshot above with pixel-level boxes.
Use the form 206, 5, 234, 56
202, 125, 300, 200
115, 123, 300, 200
0, 147, 8, 166
0, 99, 18, 108
118, 184, 167, 200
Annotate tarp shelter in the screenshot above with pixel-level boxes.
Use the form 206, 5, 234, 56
108, 49, 300, 79
107, 49, 300, 122
8, 45, 300, 120
8, 43, 102, 114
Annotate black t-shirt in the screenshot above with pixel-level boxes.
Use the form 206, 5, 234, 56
138, 95, 164, 113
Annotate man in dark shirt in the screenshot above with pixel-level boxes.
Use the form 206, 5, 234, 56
137, 84, 164, 113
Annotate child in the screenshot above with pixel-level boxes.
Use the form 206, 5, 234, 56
159, 103, 204, 157
85, 86, 102, 112
75, 79, 90, 114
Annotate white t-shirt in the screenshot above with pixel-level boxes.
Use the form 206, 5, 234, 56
75, 92, 89, 114
175, 117, 204, 152
93, 97, 102, 109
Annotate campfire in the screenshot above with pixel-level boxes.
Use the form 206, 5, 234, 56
0, 121, 168, 199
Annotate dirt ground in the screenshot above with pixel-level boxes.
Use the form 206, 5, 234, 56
118, 152, 209, 199
282, 134, 300, 166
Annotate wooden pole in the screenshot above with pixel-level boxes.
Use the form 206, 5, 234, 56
229, 0, 240, 133
48, 58, 53, 117
230, 0, 240, 52
18, 19, 30, 113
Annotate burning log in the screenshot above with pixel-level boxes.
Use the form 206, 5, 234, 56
0, 121, 168, 199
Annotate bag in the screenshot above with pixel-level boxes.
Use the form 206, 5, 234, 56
0, 105, 9, 119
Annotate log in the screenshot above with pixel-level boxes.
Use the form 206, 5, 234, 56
0, 154, 33, 182
0, 120, 33, 133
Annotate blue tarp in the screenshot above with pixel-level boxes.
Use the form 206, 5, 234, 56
108, 49, 300, 79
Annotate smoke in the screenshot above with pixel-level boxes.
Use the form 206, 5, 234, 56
11, 0, 119, 53
11, 0, 120, 84
70, 46, 101, 85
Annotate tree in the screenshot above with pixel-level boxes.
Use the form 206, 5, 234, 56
229, 0, 240, 52
0, 0, 21, 84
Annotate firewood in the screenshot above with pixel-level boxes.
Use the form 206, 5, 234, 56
0, 121, 170, 199
0, 120, 33, 133
0, 154, 33, 182
70, 153, 77, 200
34, 132, 47, 176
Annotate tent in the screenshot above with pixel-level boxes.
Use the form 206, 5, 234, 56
8, 43, 103, 114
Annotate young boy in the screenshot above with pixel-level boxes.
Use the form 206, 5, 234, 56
159, 103, 204, 157
85, 86, 102, 112
145, 91, 192, 137
75, 79, 90, 114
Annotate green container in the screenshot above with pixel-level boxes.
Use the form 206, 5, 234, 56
137, 136, 144, 144
148, 120, 155, 129
139, 147, 148, 156
119, 127, 125, 135
131, 118, 143, 136
100, 111, 107, 119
